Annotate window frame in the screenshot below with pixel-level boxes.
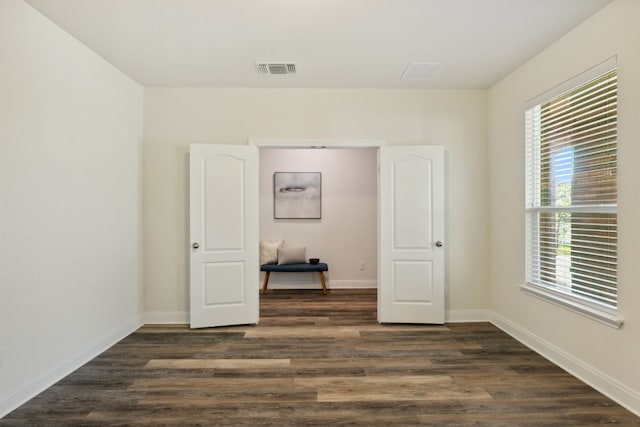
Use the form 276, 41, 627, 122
522, 57, 623, 329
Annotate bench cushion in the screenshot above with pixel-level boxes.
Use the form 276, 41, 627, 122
261, 262, 328, 272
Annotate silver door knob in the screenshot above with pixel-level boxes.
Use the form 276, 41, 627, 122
192, 242, 199, 249
435, 241, 443, 247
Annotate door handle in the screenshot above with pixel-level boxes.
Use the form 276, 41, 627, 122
192, 242, 199, 249
435, 241, 443, 248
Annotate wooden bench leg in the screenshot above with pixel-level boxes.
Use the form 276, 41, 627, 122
261, 271, 271, 295
319, 271, 328, 295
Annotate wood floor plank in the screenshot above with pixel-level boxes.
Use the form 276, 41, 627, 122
144, 358, 291, 369
290, 357, 433, 369
295, 375, 493, 402
2, 289, 638, 426
243, 325, 361, 339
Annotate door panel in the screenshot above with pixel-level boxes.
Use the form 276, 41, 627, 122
190, 144, 259, 328
204, 262, 245, 305
393, 157, 432, 249
379, 145, 445, 324
203, 156, 245, 250
393, 261, 433, 302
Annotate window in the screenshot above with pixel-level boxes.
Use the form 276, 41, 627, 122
524, 60, 621, 327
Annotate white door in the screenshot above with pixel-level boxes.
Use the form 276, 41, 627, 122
379, 145, 445, 324
189, 144, 259, 328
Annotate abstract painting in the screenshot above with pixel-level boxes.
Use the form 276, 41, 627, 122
274, 172, 321, 219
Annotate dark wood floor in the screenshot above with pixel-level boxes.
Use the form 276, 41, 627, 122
2, 289, 639, 426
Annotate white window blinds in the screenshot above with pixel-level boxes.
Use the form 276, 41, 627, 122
525, 67, 618, 309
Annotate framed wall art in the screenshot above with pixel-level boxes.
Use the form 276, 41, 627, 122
274, 172, 321, 219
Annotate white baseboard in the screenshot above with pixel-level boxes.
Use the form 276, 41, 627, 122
0, 317, 142, 419
330, 280, 377, 289
143, 295, 488, 326
446, 309, 489, 323
490, 311, 640, 417
144, 311, 189, 324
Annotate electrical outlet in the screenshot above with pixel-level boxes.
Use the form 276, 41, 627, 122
359, 261, 366, 270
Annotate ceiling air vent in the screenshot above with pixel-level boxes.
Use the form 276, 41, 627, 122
256, 63, 297, 75
402, 62, 445, 81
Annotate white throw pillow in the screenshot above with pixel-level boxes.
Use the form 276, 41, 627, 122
277, 246, 306, 265
260, 240, 284, 265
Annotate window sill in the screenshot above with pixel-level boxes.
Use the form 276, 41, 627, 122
520, 283, 623, 329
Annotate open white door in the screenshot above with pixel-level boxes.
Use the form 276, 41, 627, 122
189, 144, 259, 328
379, 145, 445, 324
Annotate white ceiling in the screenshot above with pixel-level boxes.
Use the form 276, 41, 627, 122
24, 0, 611, 89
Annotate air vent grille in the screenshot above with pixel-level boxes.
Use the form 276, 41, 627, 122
402, 62, 445, 81
256, 63, 297, 75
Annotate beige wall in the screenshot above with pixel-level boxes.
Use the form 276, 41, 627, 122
0, 0, 143, 414
143, 88, 489, 319
488, 0, 640, 413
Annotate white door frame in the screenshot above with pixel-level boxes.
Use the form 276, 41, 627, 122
251, 139, 386, 149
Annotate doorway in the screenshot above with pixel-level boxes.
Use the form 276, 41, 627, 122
258, 147, 378, 293
189, 140, 445, 328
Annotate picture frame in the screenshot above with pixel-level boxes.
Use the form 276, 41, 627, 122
274, 172, 322, 219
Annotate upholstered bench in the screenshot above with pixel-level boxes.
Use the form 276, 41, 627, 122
260, 262, 329, 295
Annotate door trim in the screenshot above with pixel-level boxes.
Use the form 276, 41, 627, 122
250, 139, 386, 149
